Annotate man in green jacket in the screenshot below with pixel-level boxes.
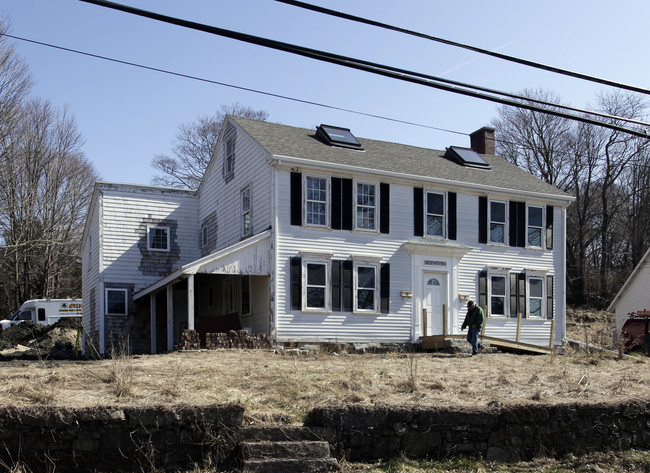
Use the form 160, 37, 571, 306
461, 300, 484, 356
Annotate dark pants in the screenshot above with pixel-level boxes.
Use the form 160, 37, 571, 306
467, 327, 481, 355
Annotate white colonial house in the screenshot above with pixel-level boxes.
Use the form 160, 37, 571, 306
81, 116, 574, 354
607, 246, 650, 331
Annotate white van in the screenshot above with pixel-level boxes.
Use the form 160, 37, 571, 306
0, 299, 82, 331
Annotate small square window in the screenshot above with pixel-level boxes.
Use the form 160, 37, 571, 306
106, 288, 128, 315
148, 226, 169, 251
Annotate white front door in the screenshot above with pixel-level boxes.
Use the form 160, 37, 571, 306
423, 272, 447, 336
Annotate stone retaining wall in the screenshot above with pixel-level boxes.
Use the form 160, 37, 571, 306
1, 402, 648, 471
306, 401, 650, 462
0, 405, 244, 473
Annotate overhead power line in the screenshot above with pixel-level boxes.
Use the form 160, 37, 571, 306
276, 0, 650, 97
78, 0, 649, 138
4, 33, 465, 136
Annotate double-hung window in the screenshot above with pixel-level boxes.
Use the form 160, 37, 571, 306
489, 201, 506, 244
426, 191, 445, 237
354, 262, 379, 313
305, 176, 328, 227
528, 276, 544, 318
527, 205, 544, 248
355, 181, 377, 231
241, 186, 252, 237
106, 288, 128, 316
489, 274, 507, 317
304, 260, 330, 311
148, 225, 169, 251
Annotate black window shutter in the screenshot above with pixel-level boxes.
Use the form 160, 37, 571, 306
290, 256, 302, 310
546, 275, 554, 319
478, 196, 488, 244
546, 205, 554, 250
380, 183, 390, 234
331, 260, 342, 311
290, 172, 302, 226
509, 201, 526, 247
510, 273, 518, 318
343, 260, 353, 311
509, 201, 518, 247
331, 177, 342, 230
414, 187, 424, 237
448, 192, 457, 240
342, 178, 353, 231
518, 272, 526, 318
478, 270, 488, 309
380, 263, 390, 313
517, 202, 526, 247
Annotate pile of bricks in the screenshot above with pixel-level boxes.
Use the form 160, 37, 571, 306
205, 330, 272, 350
179, 329, 201, 351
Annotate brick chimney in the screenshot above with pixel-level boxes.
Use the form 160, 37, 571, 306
470, 127, 496, 155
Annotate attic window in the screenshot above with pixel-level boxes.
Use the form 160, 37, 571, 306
446, 146, 491, 169
316, 124, 364, 150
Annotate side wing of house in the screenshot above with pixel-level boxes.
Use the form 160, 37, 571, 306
85, 183, 199, 353
608, 248, 650, 330
81, 186, 101, 348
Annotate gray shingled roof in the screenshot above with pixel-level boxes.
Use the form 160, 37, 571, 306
232, 116, 572, 199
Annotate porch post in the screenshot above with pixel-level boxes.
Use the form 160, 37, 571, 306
187, 274, 195, 331
167, 284, 174, 351
150, 293, 157, 354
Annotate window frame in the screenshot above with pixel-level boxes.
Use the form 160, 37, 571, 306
147, 225, 170, 252
302, 256, 331, 312
353, 261, 380, 314
425, 190, 446, 238
241, 185, 252, 238
527, 205, 544, 248
489, 200, 507, 245
201, 226, 208, 247
354, 180, 379, 232
224, 136, 235, 177
303, 174, 330, 228
105, 288, 128, 316
527, 274, 546, 319
488, 271, 509, 318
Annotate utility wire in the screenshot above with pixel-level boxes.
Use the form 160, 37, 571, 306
4, 33, 465, 136
78, 0, 650, 139
276, 0, 650, 97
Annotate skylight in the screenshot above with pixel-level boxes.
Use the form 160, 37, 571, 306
316, 124, 364, 150
446, 146, 491, 169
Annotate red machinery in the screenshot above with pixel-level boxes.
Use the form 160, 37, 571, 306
621, 310, 650, 354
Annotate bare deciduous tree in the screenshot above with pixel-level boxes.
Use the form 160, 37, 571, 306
493, 88, 649, 307
151, 103, 269, 189
0, 22, 98, 316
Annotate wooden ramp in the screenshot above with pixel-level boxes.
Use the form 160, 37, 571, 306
421, 334, 553, 355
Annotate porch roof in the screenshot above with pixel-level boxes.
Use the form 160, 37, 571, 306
133, 230, 272, 301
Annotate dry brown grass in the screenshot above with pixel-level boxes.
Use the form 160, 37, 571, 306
0, 347, 647, 423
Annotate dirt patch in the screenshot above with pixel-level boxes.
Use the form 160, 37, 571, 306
0, 318, 81, 359
566, 307, 618, 350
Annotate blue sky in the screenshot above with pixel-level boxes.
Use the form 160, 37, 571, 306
2, 0, 648, 185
